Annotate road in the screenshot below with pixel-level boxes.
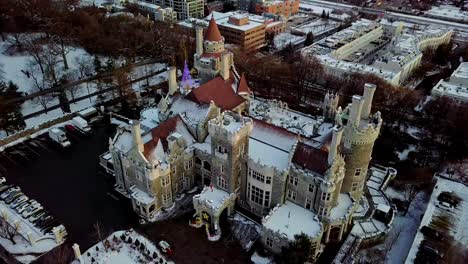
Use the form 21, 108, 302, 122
300, 0, 468, 34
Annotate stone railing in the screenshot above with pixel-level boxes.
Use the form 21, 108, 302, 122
0, 114, 74, 148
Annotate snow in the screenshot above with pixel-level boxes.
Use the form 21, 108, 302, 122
248, 138, 290, 171
274, 32, 304, 49
251, 251, 272, 264
299, 2, 351, 20
140, 108, 160, 130
194, 187, 230, 211
0, 199, 63, 263
80, 229, 173, 264
396, 144, 416, 161
262, 201, 322, 240
130, 186, 155, 205
405, 177, 468, 263
329, 193, 353, 221
168, 97, 210, 126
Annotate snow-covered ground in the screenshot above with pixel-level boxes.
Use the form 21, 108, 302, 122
274, 32, 305, 49
396, 144, 416, 161
1, 34, 168, 140
0, 198, 65, 263
299, 2, 351, 20
79, 229, 174, 264
357, 188, 430, 263
251, 251, 272, 264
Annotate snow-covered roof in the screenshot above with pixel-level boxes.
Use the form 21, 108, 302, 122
248, 137, 290, 171
168, 97, 211, 126
432, 62, 468, 103
206, 11, 265, 32
140, 108, 160, 131
405, 176, 468, 263
193, 186, 232, 212
329, 193, 354, 221
129, 186, 155, 205
262, 201, 322, 240
113, 129, 134, 153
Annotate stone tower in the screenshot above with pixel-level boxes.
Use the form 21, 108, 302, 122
340, 83, 382, 200
208, 111, 253, 194
322, 92, 339, 120
194, 16, 234, 84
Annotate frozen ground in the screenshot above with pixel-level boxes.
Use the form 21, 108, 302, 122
251, 251, 272, 264
274, 32, 304, 49
396, 144, 417, 161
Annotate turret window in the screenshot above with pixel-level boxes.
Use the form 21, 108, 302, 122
321, 192, 331, 201
352, 182, 359, 191
354, 168, 362, 177
266, 237, 273, 248
161, 177, 170, 187
309, 184, 315, 193
217, 176, 227, 190
185, 159, 193, 169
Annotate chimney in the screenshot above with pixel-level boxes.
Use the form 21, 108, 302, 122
131, 120, 144, 153
168, 67, 177, 95
220, 53, 231, 80
195, 26, 204, 56
361, 83, 376, 119
328, 125, 343, 165
349, 95, 363, 127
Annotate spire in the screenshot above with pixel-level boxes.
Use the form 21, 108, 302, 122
237, 73, 252, 95
205, 14, 223, 42
180, 60, 194, 93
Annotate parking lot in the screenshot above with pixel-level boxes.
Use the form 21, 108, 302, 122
1, 120, 137, 250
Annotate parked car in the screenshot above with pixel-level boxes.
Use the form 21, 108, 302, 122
0, 184, 13, 194
0, 187, 20, 200
16, 200, 37, 214
36, 215, 53, 228
10, 195, 28, 208
22, 204, 43, 218
29, 211, 46, 223
158, 240, 173, 256
3, 190, 22, 203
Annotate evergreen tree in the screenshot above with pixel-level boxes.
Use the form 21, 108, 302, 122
274, 234, 314, 264
0, 82, 26, 135
321, 10, 326, 18
105, 57, 115, 72
94, 55, 102, 74
304, 32, 314, 46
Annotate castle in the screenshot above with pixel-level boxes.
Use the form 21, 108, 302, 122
107, 16, 383, 260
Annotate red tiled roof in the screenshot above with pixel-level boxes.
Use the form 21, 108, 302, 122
205, 15, 223, 42
292, 142, 329, 175
186, 73, 245, 110
143, 116, 186, 158
237, 73, 252, 95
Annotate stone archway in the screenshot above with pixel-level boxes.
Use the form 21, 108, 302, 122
190, 186, 237, 241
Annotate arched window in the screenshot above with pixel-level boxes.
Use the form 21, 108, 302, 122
149, 204, 155, 213
195, 157, 202, 165
203, 161, 211, 171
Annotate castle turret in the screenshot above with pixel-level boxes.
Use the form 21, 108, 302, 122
131, 120, 144, 153
194, 15, 234, 84
322, 92, 339, 120
195, 26, 204, 57
340, 84, 382, 200
208, 112, 253, 194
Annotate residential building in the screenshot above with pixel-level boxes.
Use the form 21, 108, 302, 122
134, 1, 177, 22
301, 19, 453, 86
105, 19, 388, 260
432, 62, 468, 104
134, 0, 204, 20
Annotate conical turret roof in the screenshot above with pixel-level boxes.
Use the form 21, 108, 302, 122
205, 15, 223, 42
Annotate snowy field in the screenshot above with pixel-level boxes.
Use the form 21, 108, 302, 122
1, 34, 167, 140
79, 229, 174, 264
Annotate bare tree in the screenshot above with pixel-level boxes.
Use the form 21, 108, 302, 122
403, 184, 418, 216
0, 212, 20, 245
